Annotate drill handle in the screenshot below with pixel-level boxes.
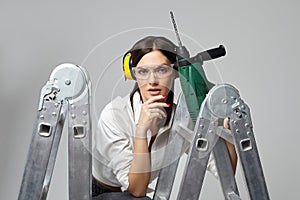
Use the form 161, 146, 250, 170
197, 45, 226, 62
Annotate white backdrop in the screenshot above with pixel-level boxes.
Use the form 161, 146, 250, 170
0, 1, 299, 199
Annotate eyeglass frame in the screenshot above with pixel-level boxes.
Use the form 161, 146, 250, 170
132, 64, 176, 80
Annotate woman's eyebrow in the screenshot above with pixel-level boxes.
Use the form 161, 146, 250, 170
136, 63, 170, 68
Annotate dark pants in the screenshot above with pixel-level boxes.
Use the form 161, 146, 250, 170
92, 177, 151, 200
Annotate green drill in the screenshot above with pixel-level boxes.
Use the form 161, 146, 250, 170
170, 11, 226, 124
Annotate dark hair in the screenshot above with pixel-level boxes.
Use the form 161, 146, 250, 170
128, 36, 178, 126
129, 36, 178, 67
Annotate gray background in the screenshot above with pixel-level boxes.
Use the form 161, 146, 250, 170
1, 0, 299, 199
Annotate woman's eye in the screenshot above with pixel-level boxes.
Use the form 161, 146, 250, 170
157, 67, 168, 74
137, 69, 148, 75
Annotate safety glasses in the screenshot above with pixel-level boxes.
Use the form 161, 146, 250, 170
132, 64, 175, 79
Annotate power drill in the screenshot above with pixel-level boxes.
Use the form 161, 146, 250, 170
170, 11, 226, 124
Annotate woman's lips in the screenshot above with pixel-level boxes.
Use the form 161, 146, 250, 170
148, 88, 161, 95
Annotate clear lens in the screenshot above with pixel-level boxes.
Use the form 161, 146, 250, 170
133, 64, 174, 79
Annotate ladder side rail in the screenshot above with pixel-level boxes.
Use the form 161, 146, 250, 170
176, 118, 217, 200
40, 102, 67, 200
153, 141, 182, 200
213, 137, 240, 200
68, 96, 92, 200
230, 102, 270, 200
154, 93, 192, 200
18, 100, 64, 200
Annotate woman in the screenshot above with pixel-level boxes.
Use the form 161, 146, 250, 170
92, 36, 237, 199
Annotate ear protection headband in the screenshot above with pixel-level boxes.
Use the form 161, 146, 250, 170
122, 51, 136, 80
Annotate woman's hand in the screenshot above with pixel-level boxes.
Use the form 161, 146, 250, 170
223, 117, 238, 173
129, 94, 169, 197
137, 94, 170, 132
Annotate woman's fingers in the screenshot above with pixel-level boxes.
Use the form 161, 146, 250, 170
145, 101, 169, 119
148, 102, 170, 109
223, 118, 230, 130
148, 111, 165, 120
144, 94, 166, 104
149, 108, 167, 118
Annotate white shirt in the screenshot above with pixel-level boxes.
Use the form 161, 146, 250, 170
92, 91, 217, 192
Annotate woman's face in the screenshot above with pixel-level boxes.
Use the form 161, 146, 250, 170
135, 50, 175, 102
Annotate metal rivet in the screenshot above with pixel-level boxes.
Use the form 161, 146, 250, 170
54, 103, 59, 108
200, 124, 204, 129
197, 133, 201, 137
233, 120, 238, 125
83, 120, 87, 125
236, 112, 242, 118
71, 104, 76, 109
247, 131, 251, 135
209, 130, 213, 134
222, 99, 228, 104
42, 106, 46, 111
245, 123, 249, 128
235, 129, 240, 133
65, 79, 71, 85
241, 105, 245, 110
40, 115, 44, 120
82, 111, 87, 116
71, 114, 76, 119
52, 112, 57, 117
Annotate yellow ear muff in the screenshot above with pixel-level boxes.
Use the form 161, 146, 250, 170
123, 52, 135, 80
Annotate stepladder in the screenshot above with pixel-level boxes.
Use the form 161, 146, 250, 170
154, 83, 270, 200
18, 63, 92, 200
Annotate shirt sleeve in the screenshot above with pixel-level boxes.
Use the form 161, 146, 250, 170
95, 104, 134, 191
207, 154, 219, 179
